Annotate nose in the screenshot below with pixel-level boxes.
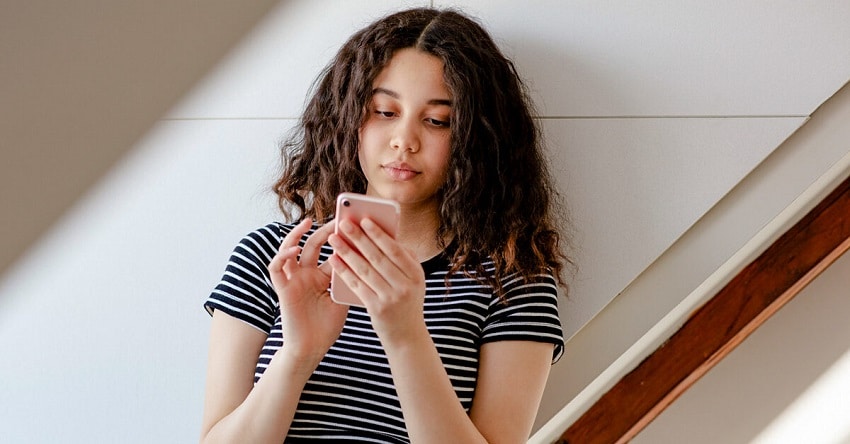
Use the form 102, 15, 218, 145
391, 117, 420, 153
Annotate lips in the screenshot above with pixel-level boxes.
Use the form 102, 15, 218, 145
382, 161, 419, 181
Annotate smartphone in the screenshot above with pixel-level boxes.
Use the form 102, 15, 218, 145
330, 192, 401, 306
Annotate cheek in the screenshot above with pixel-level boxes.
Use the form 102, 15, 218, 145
434, 144, 452, 181
358, 123, 378, 152
357, 127, 370, 165
356, 144, 367, 173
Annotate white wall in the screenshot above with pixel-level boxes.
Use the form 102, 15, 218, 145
2, 1, 850, 442
532, 82, 850, 442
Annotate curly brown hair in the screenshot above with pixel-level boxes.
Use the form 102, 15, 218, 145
274, 7, 572, 294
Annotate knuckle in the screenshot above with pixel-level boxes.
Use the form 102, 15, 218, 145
363, 250, 386, 268
354, 264, 373, 281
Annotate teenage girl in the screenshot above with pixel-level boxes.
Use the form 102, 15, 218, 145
201, 7, 570, 443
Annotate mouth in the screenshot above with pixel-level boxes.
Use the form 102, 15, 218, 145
382, 161, 419, 181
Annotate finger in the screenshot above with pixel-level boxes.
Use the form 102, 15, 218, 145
318, 259, 333, 278
360, 217, 419, 279
332, 219, 378, 268
336, 218, 379, 257
278, 218, 313, 254
327, 253, 378, 301
328, 228, 388, 296
268, 246, 301, 281
338, 218, 415, 296
356, 219, 426, 301
269, 259, 293, 295
299, 220, 335, 266
282, 256, 299, 277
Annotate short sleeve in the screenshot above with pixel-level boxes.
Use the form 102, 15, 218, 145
203, 223, 286, 334
481, 272, 565, 363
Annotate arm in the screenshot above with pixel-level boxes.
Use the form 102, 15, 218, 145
199, 311, 317, 443
200, 219, 347, 443
381, 322, 488, 443
328, 218, 556, 443
383, 331, 554, 443
468, 341, 554, 442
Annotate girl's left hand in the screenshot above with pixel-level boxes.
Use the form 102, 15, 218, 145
327, 217, 427, 344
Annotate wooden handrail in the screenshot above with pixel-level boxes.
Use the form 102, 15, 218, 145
556, 172, 850, 444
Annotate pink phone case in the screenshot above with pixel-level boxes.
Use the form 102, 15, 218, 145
330, 193, 400, 306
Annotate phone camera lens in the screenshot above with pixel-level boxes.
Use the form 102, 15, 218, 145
342, 199, 350, 207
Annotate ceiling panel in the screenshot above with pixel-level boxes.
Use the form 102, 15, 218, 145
440, 0, 850, 117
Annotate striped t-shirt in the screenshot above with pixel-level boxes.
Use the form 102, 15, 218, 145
204, 222, 564, 443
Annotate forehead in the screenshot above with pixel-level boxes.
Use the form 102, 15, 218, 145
372, 48, 450, 100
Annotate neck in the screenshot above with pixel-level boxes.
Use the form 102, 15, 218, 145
396, 202, 443, 263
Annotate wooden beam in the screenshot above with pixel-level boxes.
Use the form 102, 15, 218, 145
557, 173, 850, 444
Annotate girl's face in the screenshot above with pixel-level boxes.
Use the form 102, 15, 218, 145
358, 47, 452, 212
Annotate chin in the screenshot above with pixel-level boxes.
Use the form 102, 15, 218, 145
369, 184, 438, 206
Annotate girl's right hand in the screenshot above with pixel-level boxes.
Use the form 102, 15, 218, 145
267, 218, 348, 367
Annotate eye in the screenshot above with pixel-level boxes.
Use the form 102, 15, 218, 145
374, 110, 396, 118
426, 117, 451, 128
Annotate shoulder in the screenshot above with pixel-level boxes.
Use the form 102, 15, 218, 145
234, 220, 322, 250
489, 270, 560, 316
468, 255, 559, 299
233, 221, 332, 264
501, 270, 558, 297
230, 222, 288, 265
482, 268, 565, 362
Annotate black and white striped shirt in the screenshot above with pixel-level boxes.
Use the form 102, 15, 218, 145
205, 222, 564, 443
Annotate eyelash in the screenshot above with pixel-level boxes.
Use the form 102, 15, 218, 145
426, 117, 450, 128
373, 110, 451, 128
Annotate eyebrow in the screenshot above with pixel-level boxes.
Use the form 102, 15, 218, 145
372, 87, 452, 107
